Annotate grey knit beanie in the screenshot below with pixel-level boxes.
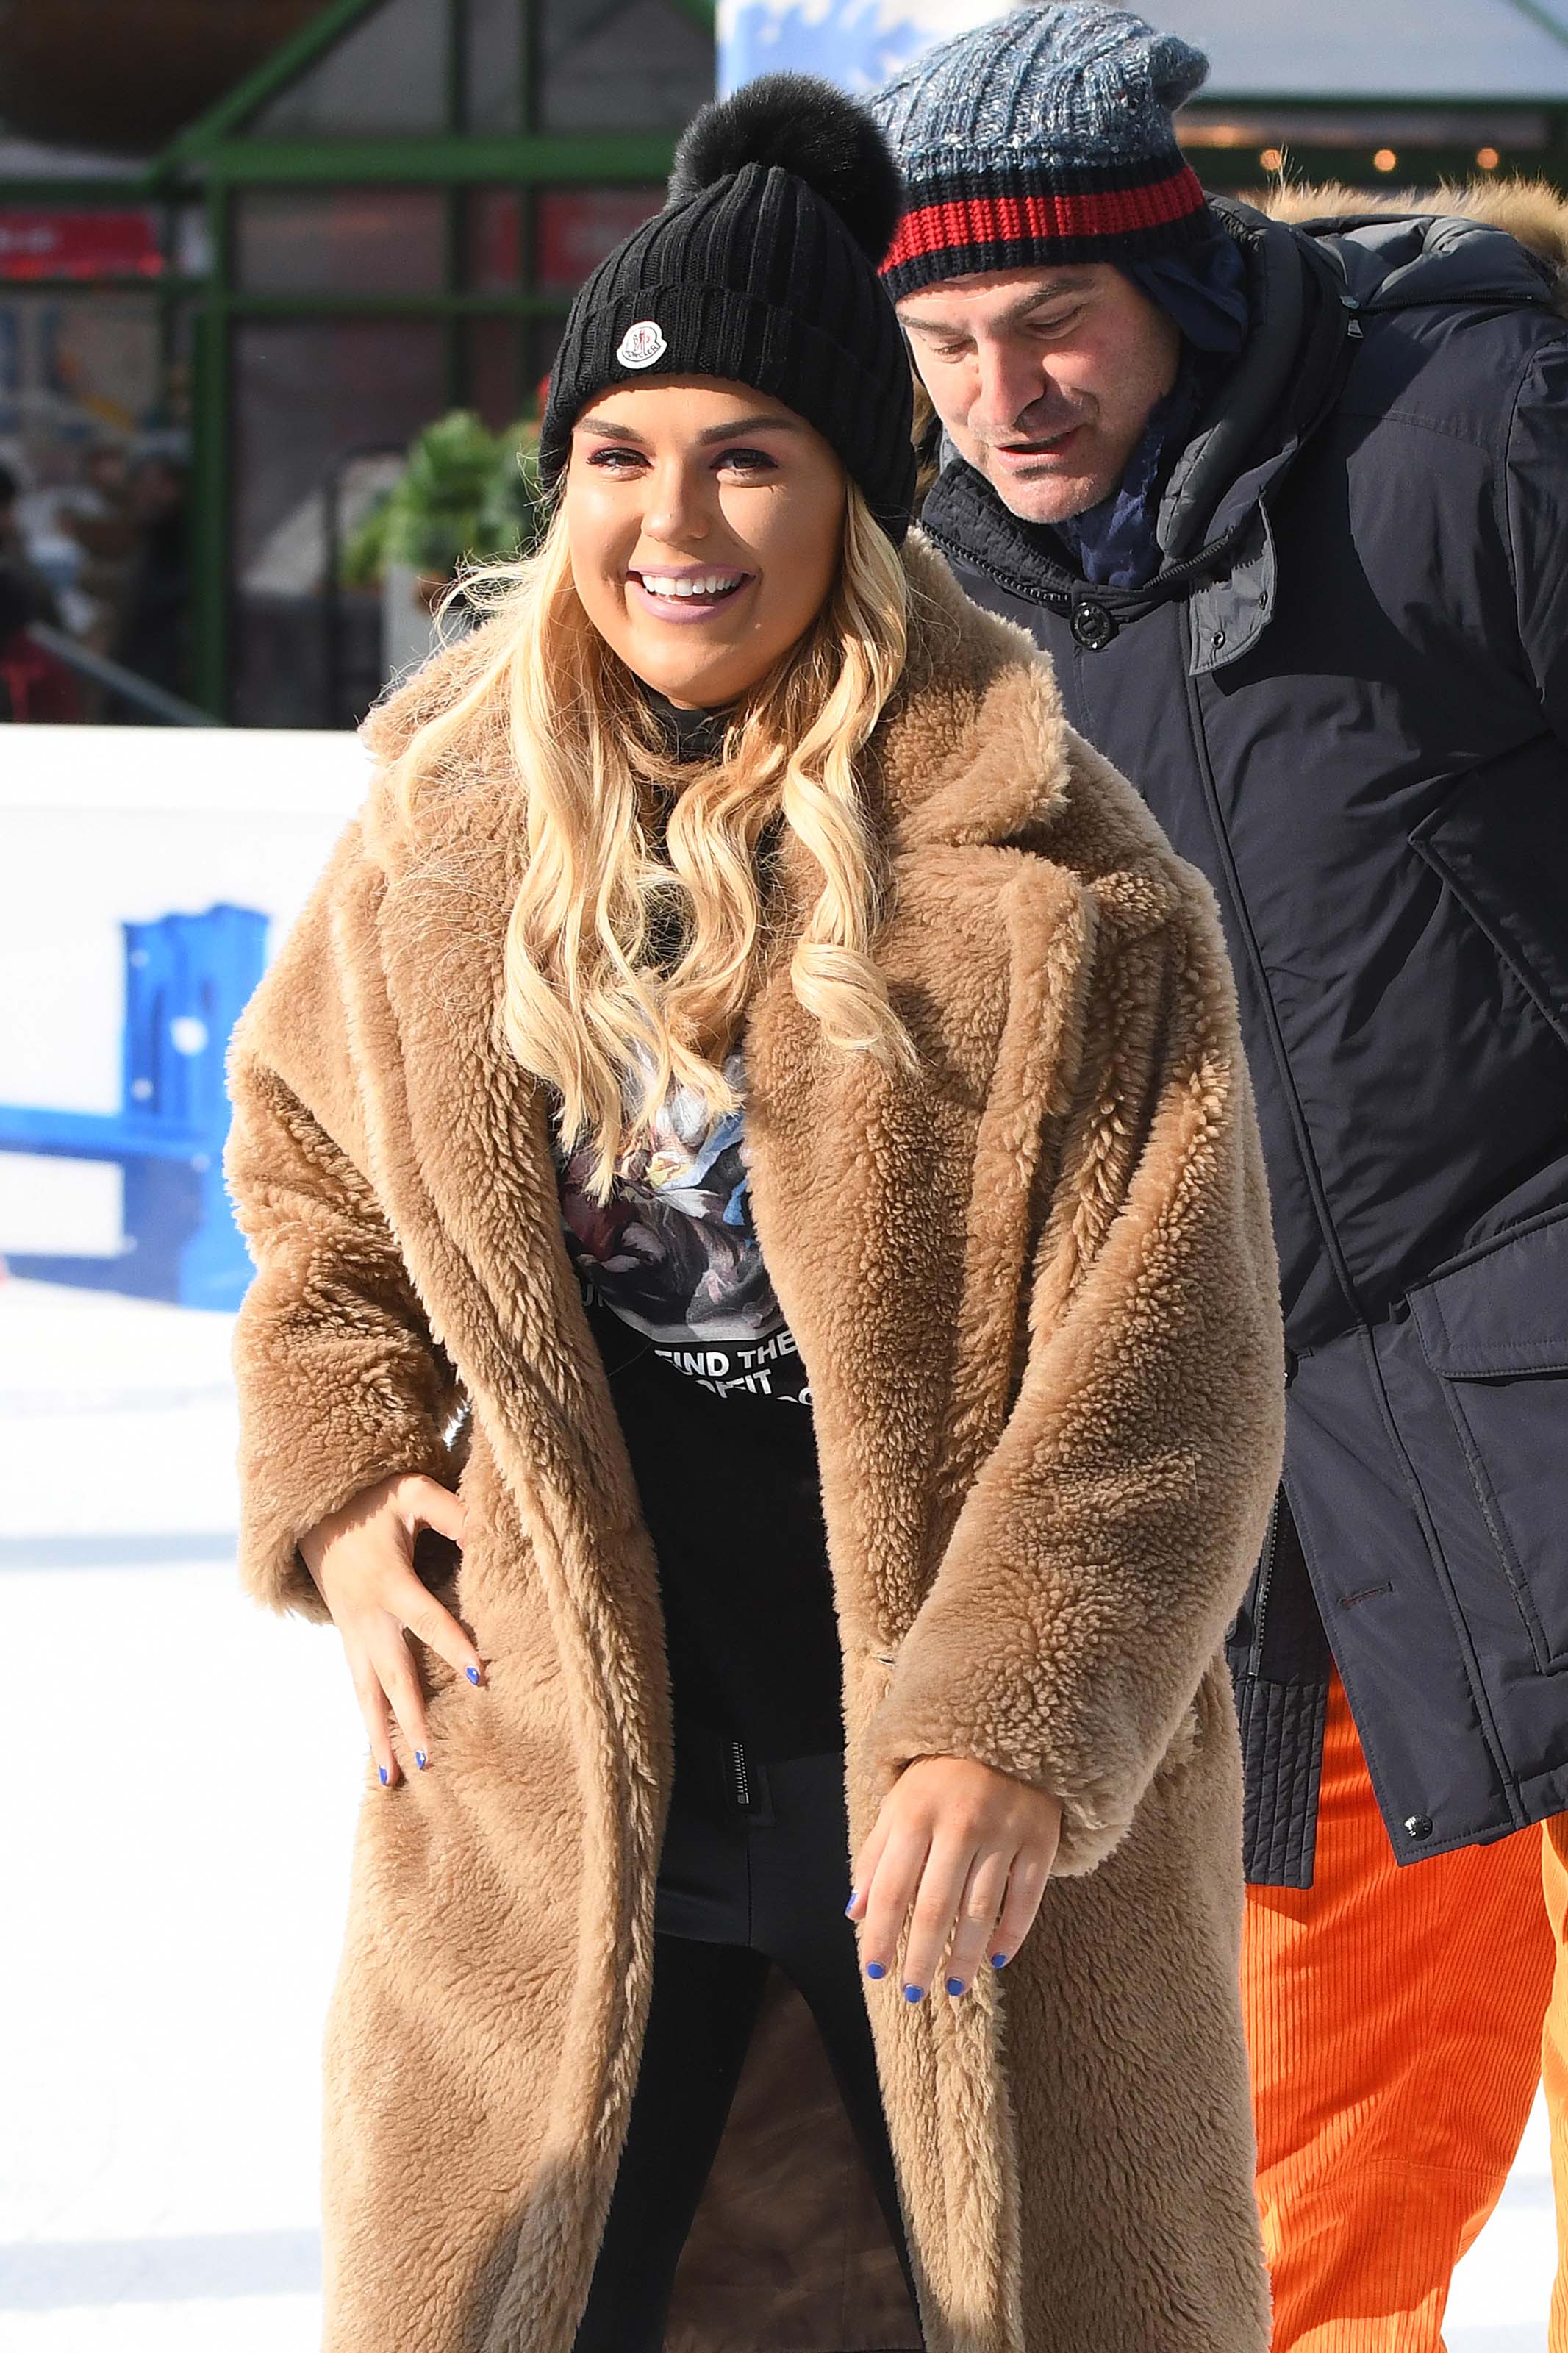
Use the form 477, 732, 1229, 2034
870, 4, 1211, 300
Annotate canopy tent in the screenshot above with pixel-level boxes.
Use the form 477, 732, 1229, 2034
717, 0, 1568, 186
1165, 0, 1568, 98
720, 0, 1568, 93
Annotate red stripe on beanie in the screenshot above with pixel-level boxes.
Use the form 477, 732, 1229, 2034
881, 166, 1208, 276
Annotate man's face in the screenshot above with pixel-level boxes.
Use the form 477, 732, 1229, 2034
898, 264, 1182, 525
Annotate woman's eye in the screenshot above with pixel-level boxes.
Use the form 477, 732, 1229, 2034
715, 446, 778, 474
587, 446, 645, 472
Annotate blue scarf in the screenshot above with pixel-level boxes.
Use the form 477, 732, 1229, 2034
1051, 230, 1250, 593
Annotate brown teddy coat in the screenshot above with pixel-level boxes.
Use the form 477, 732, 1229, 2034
227, 540, 1284, 2353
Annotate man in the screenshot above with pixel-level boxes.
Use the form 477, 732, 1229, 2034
873, 7, 1568, 2346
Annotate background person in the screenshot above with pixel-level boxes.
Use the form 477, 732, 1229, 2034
0, 458, 62, 628
0, 563, 79, 721
105, 451, 190, 715
226, 74, 1282, 2353
872, 7, 1568, 2346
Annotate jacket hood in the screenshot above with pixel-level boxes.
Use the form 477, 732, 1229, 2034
1259, 176, 1568, 318
360, 532, 1074, 865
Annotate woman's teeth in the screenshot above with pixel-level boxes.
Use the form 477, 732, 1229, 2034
637, 572, 745, 601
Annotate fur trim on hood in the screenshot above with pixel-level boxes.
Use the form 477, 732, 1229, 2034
1259, 173, 1568, 313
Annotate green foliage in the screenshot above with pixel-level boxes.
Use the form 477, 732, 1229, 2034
342, 410, 547, 590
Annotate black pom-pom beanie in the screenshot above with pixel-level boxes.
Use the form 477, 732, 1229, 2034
538, 74, 917, 546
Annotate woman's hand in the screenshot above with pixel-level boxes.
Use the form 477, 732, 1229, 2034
300, 1473, 482, 1788
847, 1756, 1062, 2001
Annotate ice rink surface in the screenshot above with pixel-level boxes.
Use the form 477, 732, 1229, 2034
1, 1277, 1557, 2350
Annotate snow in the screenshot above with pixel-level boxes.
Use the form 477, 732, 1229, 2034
0, 1275, 1556, 2347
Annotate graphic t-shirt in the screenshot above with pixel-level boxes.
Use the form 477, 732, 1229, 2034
556, 1048, 809, 1405
553, 1051, 842, 1756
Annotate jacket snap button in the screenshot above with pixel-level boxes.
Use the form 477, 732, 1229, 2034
1211, 629, 1226, 649
1403, 1814, 1433, 1842
1070, 598, 1116, 651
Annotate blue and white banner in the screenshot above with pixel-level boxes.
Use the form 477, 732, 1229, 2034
717, 0, 998, 96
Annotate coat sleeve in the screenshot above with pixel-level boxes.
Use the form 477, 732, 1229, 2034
864, 888, 1284, 1876
1506, 329, 1568, 749
225, 826, 461, 1622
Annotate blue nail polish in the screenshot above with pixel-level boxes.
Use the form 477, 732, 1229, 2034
864, 1961, 886, 1980
378, 1766, 388, 1787
844, 1893, 859, 1915
903, 1984, 925, 2004
990, 1952, 1009, 1970
466, 1666, 480, 1685
415, 1750, 428, 1771
945, 1977, 966, 1997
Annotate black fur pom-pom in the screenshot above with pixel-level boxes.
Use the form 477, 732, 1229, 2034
668, 74, 903, 261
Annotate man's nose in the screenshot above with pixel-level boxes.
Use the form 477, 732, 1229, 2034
970, 342, 1054, 441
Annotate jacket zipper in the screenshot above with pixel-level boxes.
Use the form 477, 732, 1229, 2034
728, 1738, 751, 1811
1247, 1490, 1282, 1677
920, 513, 1253, 618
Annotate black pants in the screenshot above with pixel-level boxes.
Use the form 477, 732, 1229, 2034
573, 1729, 914, 2351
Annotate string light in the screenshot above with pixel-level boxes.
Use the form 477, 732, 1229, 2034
1372, 148, 1398, 173
1259, 147, 1284, 172
1475, 146, 1500, 170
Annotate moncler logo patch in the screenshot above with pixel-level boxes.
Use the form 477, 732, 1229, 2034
616, 318, 667, 369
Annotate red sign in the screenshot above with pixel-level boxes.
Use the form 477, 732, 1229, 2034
537, 190, 662, 295
0, 211, 163, 282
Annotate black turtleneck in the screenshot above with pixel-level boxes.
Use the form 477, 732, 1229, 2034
643, 686, 729, 764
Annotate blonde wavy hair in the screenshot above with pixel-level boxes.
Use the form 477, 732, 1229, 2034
389, 481, 913, 1196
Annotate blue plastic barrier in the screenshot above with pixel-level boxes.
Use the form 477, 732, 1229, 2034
0, 904, 268, 1310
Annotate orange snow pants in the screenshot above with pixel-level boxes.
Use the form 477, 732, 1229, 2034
1242, 1671, 1568, 2350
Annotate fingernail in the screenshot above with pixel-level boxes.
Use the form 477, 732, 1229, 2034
990, 1952, 1009, 1969
415, 1750, 428, 1771
378, 1765, 388, 1787
945, 1977, 966, 1997
844, 1891, 859, 1915
864, 1961, 886, 1980
466, 1666, 481, 1685
903, 1984, 925, 2004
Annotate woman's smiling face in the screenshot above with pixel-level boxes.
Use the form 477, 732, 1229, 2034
564, 376, 847, 709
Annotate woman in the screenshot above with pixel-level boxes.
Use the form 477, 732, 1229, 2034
228, 76, 1283, 2353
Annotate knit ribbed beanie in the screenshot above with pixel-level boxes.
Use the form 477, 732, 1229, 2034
539, 75, 917, 544
870, 4, 1211, 301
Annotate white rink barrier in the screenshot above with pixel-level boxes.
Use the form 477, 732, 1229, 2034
0, 725, 368, 1299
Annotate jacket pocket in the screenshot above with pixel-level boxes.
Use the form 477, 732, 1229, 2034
1409, 740, 1568, 1053
1409, 1207, 1568, 1670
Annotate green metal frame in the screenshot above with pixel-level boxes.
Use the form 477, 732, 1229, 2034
1504, 0, 1568, 54
161, 0, 717, 715
155, 0, 391, 176
192, 132, 689, 182
36, 0, 1564, 720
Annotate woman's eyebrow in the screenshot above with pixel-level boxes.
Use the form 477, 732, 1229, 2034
573, 413, 801, 447
576, 415, 650, 443
694, 414, 803, 443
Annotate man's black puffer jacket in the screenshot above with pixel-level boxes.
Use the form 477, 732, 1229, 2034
922, 190, 1568, 1886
